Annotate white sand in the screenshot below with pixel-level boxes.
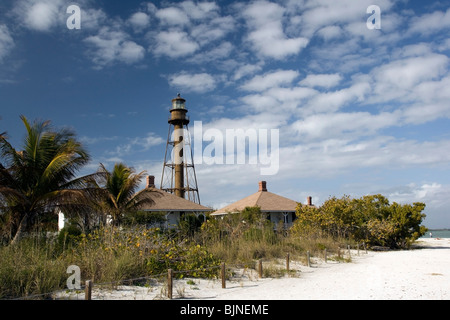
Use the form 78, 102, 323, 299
57, 238, 450, 300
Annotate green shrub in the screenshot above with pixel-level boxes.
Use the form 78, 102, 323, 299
293, 194, 427, 249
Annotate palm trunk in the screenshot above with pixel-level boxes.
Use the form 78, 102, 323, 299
11, 214, 28, 245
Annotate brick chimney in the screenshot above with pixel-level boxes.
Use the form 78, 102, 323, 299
259, 181, 267, 192
307, 196, 312, 206
146, 175, 155, 188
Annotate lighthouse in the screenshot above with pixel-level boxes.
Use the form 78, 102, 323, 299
161, 94, 200, 204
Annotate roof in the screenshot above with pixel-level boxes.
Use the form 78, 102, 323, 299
211, 181, 300, 215
141, 187, 212, 212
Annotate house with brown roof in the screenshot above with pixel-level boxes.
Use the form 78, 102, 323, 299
211, 181, 314, 228
141, 176, 212, 229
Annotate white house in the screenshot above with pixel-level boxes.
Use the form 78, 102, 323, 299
140, 176, 212, 228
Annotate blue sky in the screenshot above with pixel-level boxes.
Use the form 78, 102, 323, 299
1, 0, 450, 228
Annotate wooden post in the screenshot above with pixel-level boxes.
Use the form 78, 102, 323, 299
324, 248, 327, 263
168, 269, 173, 299
307, 251, 311, 267
221, 262, 226, 289
258, 259, 263, 278
85, 280, 92, 300
357, 243, 360, 256
364, 242, 367, 254
347, 245, 351, 257
286, 253, 290, 273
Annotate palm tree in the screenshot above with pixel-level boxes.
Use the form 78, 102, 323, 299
94, 163, 160, 225
0, 116, 103, 244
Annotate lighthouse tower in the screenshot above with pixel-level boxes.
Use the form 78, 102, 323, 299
160, 94, 200, 204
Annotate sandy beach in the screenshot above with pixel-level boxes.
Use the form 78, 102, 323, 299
60, 238, 450, 300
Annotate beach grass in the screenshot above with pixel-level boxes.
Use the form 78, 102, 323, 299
0, 224, 348, 299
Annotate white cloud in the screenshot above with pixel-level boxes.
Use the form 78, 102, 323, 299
108, 133, 165, 157
276, 136, 450, 181
179, 1, 220, 20
384, 182, 450, 228
408, 8, 450, 35
201, 112, 285, 133
438, 38, 450, 52
369, 53, 449, 105
374, 54, 448, 92
84, 27, 145, 67
12, 1, 144, 67
152, 30, 199, 58
241, 70, 300, 92
187, 41, 234, 64
190, 15, 235, 46
389, 183, 439, 202
292, 111, 399, 140
193, 110, 450, 206
402, 75, 450, 124
266, 86, 317, 103
316, 25, 343, 41
0, 25, 14, 62
304, 81, 371, 114
150, 2, 235, 60
81, 8, 108, 30
393, 43, 434, 59
240, 94, 279, 113
12, 0, 93, 32
128, 12, 150, 31
12, 0, 108, 33
300, 0, 394, 37
156, 7, 190, 26
168, 72, 216, 93
299, 73, 343, 88
23, 1, 59, 31
240, 85, 317, 114
242, 0, 309, 59
380, 12, 407, 34
233, 64, 263, 81
118, 41, 146, 64
387, 183, 450, 211
130, 133, 165, 151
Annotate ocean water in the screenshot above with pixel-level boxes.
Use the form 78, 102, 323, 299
421, 230, 450, 239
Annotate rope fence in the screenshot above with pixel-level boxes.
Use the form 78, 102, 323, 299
9, 243, 369, 300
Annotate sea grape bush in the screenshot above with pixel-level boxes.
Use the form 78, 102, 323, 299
292, 194, 427, 249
